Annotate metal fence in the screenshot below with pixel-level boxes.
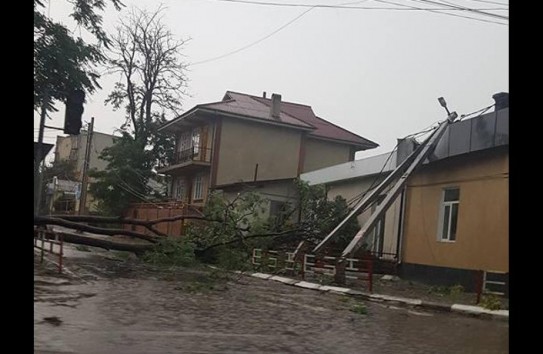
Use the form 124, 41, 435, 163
252, 248, 374, 292
34, 228, 64, 273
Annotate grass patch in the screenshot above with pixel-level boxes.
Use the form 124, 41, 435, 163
350, 303, 367, 315
428, 284, 464, 298
75, 245, 91, 252
479, 294, 502, 310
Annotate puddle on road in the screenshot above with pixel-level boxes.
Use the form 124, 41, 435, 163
35, 276, 508, 354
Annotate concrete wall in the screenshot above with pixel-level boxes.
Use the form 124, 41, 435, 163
303, 138, 352, 173
401, 147, 509, 272
326, 176, 402, 258
216, 118, 301, 186
55, 131, 117, 178
220, 180, 300, 225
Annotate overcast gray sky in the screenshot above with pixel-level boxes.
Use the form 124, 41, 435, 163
35, 0, 508, 162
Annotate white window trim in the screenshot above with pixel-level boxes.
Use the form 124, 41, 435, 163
437, 188, 459, 242
192, 175, 203, 201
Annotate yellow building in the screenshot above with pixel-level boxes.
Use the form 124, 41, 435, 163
302, 96, 509, 292
399, 104, 509, 290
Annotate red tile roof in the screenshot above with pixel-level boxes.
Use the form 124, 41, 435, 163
229, 91, 378, 149
162, 91, 378, 150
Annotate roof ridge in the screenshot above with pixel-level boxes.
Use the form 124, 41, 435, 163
228, 91, 315, 129
226, 90, 312, 108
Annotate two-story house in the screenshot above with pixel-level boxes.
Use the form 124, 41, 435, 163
157, 91, 378, 211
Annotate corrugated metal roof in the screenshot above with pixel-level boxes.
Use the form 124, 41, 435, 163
428, 107, 509, 162
301, 151, 397, 186
301, 107, 509, 186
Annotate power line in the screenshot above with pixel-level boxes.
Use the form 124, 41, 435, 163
465, 0, 508, 6
459, 104, 494, 121
374, 0, 507, 25
191, 6, 315, 66
210, 0, 506, 10
411, 0, 508, 20
346, 144, 398, 208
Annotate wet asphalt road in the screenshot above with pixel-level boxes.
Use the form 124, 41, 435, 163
34, 263, 508, 354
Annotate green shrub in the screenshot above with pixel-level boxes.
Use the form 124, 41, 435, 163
350, 303, 367, 315
142, 238, 196, 267
479, 294, 502, 310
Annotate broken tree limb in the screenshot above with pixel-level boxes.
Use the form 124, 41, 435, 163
197, 229, 305, 254
55, 231, 154, 254
51, 214, 216, 238
51, 214, 209, 225
34, 216, 159, 243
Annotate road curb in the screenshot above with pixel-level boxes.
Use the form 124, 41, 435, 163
248, 271, 508, 320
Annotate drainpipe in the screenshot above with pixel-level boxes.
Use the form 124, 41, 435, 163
395, 188, 407, 264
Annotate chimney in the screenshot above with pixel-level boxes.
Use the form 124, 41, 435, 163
270, 93, 281, 119
262, 91, 267, 98
492, 92, 509, 111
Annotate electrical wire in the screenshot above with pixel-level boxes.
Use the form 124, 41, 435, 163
346, 143, 399, 208
210, 0, 506, 10
464, 0, 508, 6
373, 0, 507, 25
459, 104, 494, 121
410, 0, 508, 20
191, 6, 315, 66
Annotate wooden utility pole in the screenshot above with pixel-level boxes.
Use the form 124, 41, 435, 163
78, 117, 94, 215
34, 95, 48, 215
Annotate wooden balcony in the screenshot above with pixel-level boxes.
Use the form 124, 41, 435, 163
157, 147, 212, 175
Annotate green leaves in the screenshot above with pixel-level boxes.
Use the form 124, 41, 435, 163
34, 0, 123, 111
89, 133, 156, 215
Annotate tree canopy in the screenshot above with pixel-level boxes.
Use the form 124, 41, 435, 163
34, 0, 124, 111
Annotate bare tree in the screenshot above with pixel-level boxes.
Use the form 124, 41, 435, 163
105, 6, 189, 144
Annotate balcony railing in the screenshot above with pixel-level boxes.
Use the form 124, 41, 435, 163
156, 147, 212, 171
174, 146, 212, 164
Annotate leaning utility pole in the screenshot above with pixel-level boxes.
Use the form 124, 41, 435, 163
34, 94, 49, 215
315, 98, 458, 285
78, 117, 94, 215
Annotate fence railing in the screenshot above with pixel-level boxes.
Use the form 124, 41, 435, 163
252, 248, 373, 292
34, 228, 64, 273
174, 147, 212, 165
476, 270, 508, 303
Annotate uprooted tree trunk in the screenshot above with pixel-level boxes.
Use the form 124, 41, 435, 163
33, 213, 209, 254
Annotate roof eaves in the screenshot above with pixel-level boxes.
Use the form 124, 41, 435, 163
307, 134, 379, 150
314, 116, 379, 147
158, 106, 200, 132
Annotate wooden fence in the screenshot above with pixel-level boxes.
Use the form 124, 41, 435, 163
123, 202, 203, 237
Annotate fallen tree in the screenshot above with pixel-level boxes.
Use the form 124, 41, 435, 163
55, 230, 154, 254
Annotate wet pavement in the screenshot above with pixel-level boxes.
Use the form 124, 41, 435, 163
34, 248, 509, 354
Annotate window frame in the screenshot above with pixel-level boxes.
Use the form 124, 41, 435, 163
438, 187, 460, 242
192, 175, 203, 201
192, 128, 201, 155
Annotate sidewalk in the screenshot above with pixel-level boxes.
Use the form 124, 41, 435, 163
242, 271, 509, 321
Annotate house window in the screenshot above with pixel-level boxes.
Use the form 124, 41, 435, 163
175, 179, 186, 201
269, 200, 287, 226
192, 175, 203, 201
439, 188, 460, 242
